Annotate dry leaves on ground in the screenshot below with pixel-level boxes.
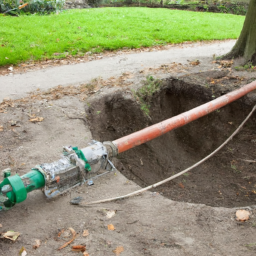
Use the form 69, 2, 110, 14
141, 62, 189, 75
0, 99, 14, 113
213, 60, 234, 68
57, 228, 64, 238
107, 224, 115, 231
189, 60, 200, 66
219, 60, 233, 68
33, 239, 41, 249
72, 245, 86, 252
19, 246, 27, 256
178, 183, 185, 189
106, 210, 116, 219
82, 230, 89, 237
113, 246, 124, 255
0, 74, 133, 114
2, 230, 20, 241
0, 61, 190, 115
29, 116, 44, 123
0, 126, 3, 132
236, 210, 250, 222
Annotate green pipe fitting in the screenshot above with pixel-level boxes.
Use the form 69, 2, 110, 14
0, 170, 45, 209
21, 170, 45, 193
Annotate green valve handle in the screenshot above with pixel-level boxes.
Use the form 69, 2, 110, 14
72, 147, 91, 171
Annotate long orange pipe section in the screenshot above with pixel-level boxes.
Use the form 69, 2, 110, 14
113, 80, 256, 154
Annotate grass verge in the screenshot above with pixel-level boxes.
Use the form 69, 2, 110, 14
0, 7, 244, 66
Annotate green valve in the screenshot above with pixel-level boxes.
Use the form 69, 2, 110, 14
0, 170, 45, 209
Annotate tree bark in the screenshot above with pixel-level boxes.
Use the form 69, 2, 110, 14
222, 0, 256, 64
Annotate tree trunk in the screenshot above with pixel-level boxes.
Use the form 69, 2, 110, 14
222, 0, 256, 64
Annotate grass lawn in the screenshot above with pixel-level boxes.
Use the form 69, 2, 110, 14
0, 7, 244, 66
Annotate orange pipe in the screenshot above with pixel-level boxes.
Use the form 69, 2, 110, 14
113, 80, 256, 154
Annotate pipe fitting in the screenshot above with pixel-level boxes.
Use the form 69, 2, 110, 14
103, 141, 119, 157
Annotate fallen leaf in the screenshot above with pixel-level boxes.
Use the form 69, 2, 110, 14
178, 183, 185, 189
190, 60, 200, 66
106, 210, 116, 219
82, 230, 89, 237
57, 229, 64, 237
236, 210, 250, 222
21, 250, 27, 256
219, 60, 233, 67
113, 246, 124, 255
72, 245, 86, 252
83, 252, 90, 256
33, 239, 41, 249
107, 224, 115, 231
19, 247, 27, 255
29, 116, 44, 123
58, 227, 76, 250
3, 231, 20, 241
0, 125, 3, 132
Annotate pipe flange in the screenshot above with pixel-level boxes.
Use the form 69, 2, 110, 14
103, 141, 118, 157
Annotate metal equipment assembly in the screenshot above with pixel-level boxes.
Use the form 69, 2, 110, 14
1, 80, 256, 211
0, 141, 116, 210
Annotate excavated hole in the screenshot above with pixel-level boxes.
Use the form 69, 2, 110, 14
88, 76, 256, 208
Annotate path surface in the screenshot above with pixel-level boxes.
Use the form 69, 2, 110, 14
0, 40, 235, 102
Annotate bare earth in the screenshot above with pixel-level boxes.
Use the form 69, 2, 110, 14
0, 40, 256, 256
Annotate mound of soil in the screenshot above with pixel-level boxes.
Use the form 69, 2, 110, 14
87, 71, 256, 208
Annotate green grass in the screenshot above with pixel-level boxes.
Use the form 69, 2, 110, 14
0, 7, 244, 66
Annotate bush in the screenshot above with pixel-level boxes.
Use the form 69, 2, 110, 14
0, 0, 65, 14
87, 0, 103, 7
0, 0, 14, 13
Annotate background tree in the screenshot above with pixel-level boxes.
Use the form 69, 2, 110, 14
222, 0, 256, 64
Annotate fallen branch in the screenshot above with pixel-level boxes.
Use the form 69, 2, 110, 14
72, 104, 256, 206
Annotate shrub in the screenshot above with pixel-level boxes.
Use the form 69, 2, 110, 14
0, 0, 65, 14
